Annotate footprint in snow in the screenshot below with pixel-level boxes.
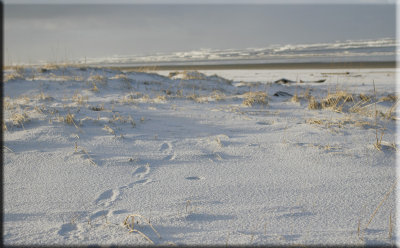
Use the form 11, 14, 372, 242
164, 153, 176, 161
160, 142, 171, 152
94, 189, 119, 207
58, 223, 77, 237
127, 178, 151, 188
90, 210, 109, 220
132, 164, 150, 178
160, 142, 176, 161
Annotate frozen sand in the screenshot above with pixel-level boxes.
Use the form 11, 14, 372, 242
3, 66, 398, 245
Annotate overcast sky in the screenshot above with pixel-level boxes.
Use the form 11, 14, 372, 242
4, 3, 396, 64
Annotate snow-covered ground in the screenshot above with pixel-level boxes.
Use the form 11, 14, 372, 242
3, 65, 398, 246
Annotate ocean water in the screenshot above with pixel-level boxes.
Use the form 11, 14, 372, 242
86, 38, 397, 66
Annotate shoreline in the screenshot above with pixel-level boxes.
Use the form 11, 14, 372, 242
107, 61, 396, 71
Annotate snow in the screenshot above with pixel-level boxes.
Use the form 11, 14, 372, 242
3, 65, 398, 246
70, 38, 396, 66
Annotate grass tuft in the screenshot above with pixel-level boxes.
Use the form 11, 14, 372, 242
243, 91, 268, 106
103, 125, 116, 136
11, 113, 29, 128
321, 91, 354, 112
308, 96, 321, 110
65, 112, 75, 125
291, 93, 299, 103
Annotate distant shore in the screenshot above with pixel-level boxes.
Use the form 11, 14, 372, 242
107, 61, 396, 71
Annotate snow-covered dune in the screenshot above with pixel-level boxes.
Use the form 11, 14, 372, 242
3, 65, 398, 246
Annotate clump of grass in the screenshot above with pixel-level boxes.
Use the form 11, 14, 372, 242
72, 93, 88, 106
113, 73, 129, 80
306, 118, 323, 125
308, 96, 321, 110
34, 105, 46, 115
162, 88, 173, 96
111, 113, 130, 123
113, 73, 133, 89
58, 112, 80, 130
4, 97, 16, 110
212, 90, 226, 101
373, 127, 385, 151
3, 122, 8, 131
168, 71, 179, 78
120, 92, 146, 104
359, 93, 371, 102
187, 93, 199, 102
154, 95, 167, 102
243, 91, 268, 106
14, 65, 25, 75
291, 93, 299, 103
176, 89, 183, 97
138, 94, 150, 102
37, 92, 53, 101
38, 64, 60, 72
303, 88, 311, 99
89, 104, 104, 111
321, 91, 354, 112
103, 125, 115, 135
4, 72, 25, 82
17, 95, 31, 105
379, 94, 398, 102
11, 113, 29, 128
349, 98, 372, 115
91, 82, 99, 92
88, 74, 107, 85
4, 65, 27, 81
308, 91, 354, 112
65, 112, 75, 125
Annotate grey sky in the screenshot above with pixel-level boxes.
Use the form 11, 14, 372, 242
4, 3, 396, 64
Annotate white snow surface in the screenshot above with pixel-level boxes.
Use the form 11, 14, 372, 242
3, 66, 398, 246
